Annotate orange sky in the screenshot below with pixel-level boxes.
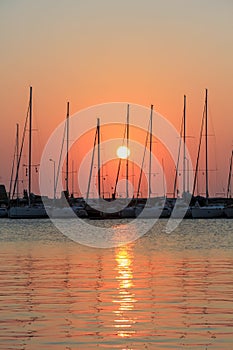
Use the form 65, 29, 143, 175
0, 0, 233, 197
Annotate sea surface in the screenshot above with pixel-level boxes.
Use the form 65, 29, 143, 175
0, 218, 232, 349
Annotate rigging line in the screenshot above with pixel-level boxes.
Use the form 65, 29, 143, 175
9, 132, 17, 199
86, 128, 98, 201
100, 129, 107, 197
227, 150, 233, 199
113, 123, 127, 198
11, 103, 30, 200
136, 120, 150, 200
173, 115, 184, 198
54, 119, 67, 195
32, 101, 43, 172
208, 103, 218, 196
192, 103, 206, 197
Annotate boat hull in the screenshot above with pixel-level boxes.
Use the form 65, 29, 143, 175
224, 207, 233, 218
120, 207, 136, 218
47, 207, 88, 219
8, 206, 48, 219
135, 206, 171, 218
0, 208, 8, 218
191, 206, 224, 219
171, 207, 192, 218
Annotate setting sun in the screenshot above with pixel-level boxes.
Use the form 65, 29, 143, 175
116, 146, 130, 159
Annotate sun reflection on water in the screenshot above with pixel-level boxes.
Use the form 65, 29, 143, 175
113, 246, 137, 338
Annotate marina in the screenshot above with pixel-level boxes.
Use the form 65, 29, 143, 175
1, 88, 232, 221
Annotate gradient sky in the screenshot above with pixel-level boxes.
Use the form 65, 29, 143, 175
0, 0, 233, 196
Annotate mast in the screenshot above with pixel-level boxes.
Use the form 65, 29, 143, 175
126, 104, 129, 198
66, 102, 70, 195
113, 110, 128, 199
136, 120, 150, 199
162, 158, 165, 197
183, 95, 186, 195
71, 160, 74, 197
101, 162, 105, 199
205, 89, 209, 201
16, 123, 19, 199
227, 150, 233, 199
173, 113, 184, 198
149, 104, 153, 200
132, 159, 135, 196
11, 91, 30, 201
97, 118, 101, 198
9, 124, 19, 200
187, 157, 190, 193
28, 86, 32, 206
86, 127, 97, 201
192, 105, 205, 197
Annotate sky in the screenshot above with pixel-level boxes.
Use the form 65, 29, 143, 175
0, 0, 233, 197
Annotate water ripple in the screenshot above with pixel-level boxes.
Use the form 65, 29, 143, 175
0, 219, 232, 349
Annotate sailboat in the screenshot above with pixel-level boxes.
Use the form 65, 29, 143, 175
84, 117, 103, 218
191, 89, 224, 218
119, 104, 137, 218
48, 102, 73, 218
8, 87, 47, 219
171, 95, 192, 218
134, 105, 171, 219
46, 102, 88, 219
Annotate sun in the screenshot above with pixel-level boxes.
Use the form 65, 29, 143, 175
116, 146, 130, 159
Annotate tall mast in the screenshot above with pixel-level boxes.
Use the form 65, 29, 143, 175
192, 105, 205, 197
28, 86, 32, 206
66, 102, 69, 195
227, 150, 233, 199
205, 89, 209, 201
173, 113, 184, 198
71, 160, 74, 197
97, 118, 101, 198
162, 158, 165, 197
86, 127, 97, 201
183, 95, 186, 195
16, 123, 19, 199
149, 104, 153, 199
126, 104, 129, 198
136, 121, 150, 199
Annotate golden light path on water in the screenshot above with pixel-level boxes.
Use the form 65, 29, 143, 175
113, 246, 137, 338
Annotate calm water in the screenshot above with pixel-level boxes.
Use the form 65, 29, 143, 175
0, 219, 232, 349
